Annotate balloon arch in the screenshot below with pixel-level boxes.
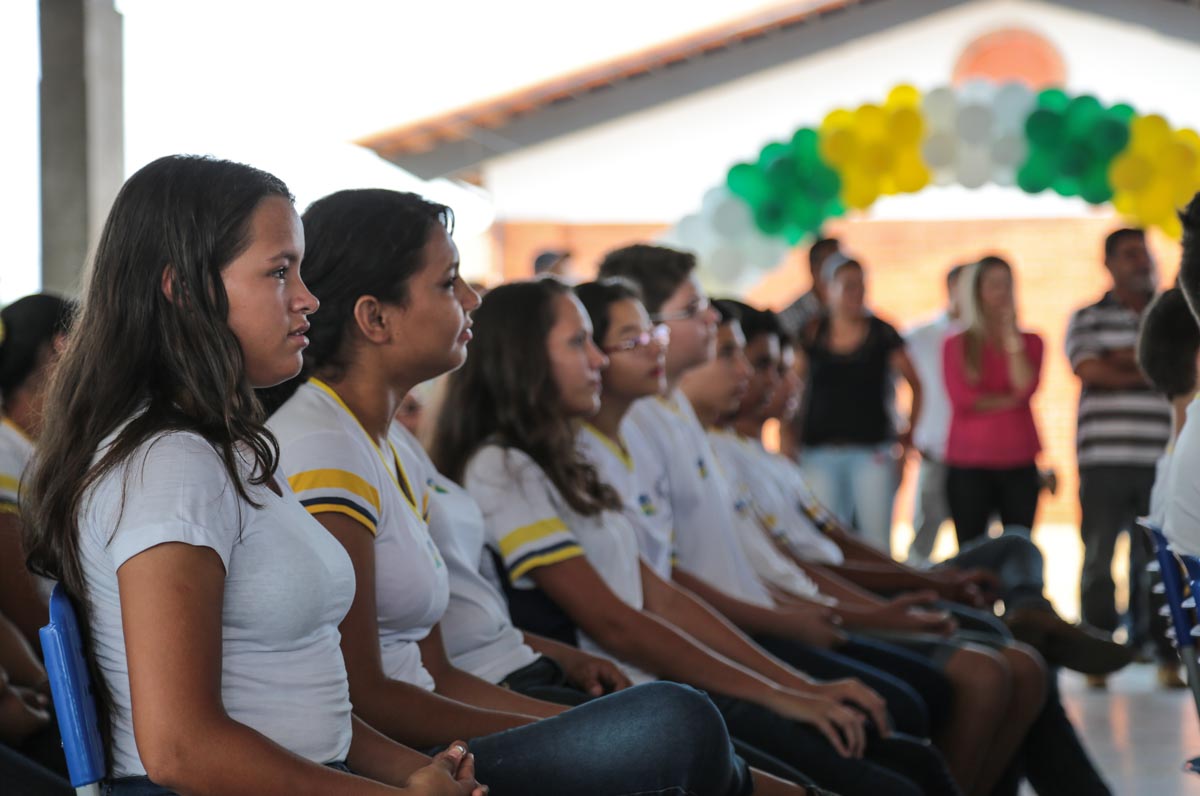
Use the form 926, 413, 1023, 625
668, 80, 1200, 289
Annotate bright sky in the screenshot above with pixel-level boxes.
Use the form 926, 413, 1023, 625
0, 0, 782, 301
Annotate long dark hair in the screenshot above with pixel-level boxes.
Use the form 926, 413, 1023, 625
258, 189, 453, 415
0, 293, 75, 400
430, 279, 620, 516
21, 154, 293, 755
961, 255, 1014, 382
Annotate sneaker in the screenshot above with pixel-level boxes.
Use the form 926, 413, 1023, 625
1085, 674, 1109, 690
1006, 606, 1135, 675
1158, 663, 1187, 690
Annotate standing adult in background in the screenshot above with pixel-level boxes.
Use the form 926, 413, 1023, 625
779, 238, 840, 462
777, 238, 840, 343
793, 254, 922, 555
904, 265, 966, 564
1066, 228, 1172, 687
943, 257, 1044, 547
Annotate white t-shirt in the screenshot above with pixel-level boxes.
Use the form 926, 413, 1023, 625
742, 437, 846, 566
576, 422, 675, 579
905, 313, 958, 458
391, 427, 540, 685
81, 429, 356, 777
707, 430, 822, 599
624, 392, 774, 606
1165, 400, 1200, 555
465, 443, 654, 684
272, 380, 449, 692
1148, 446, 1175, 531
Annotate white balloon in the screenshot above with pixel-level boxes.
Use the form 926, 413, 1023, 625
992, 163, 1017, 187
706, 245, 745, 282
991, 133, 1027, 167
958, 78, 997, 105
922, 132, 958, 169
957, 145, 993, 189
933, 167, 957, 187
957, 104, 995, 145
922, 87, 958, 128
710, 195, 755, 240
992, 82, 1035, 134
743, 235, 789, 270
675, 214, 716, 253
701, 185, 732, 219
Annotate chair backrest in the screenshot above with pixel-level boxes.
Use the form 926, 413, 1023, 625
1143, 522, 1196, 651
40, 583, 106, 790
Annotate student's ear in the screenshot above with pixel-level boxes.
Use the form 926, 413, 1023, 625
160, 265, 176, 303
353, 296, 392, 344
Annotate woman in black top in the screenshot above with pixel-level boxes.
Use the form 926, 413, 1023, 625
795, 254, 922, 555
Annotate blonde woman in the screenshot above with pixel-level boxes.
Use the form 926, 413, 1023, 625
943, 256, 1044, 545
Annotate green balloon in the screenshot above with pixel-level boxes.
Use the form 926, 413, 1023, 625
766, 157, 800, 190
754, 201, 787, 235
726, 164, 772, 205
807, 167, 841, 201
758, 142, 793, 169
1058, 142, 1090, 178
1064, 95, 1103, 139
1109, 103, 1137, 122
1026, 109, 1064, 149
784, 224, 807, 246
1091, 117, 1131, 159
1053, 175, 1081, 197
786, 194, 823, 233
791, 128, 820, 158
1037, 88, 1070, 112
1079, 164, 1114, 204
1017, 152, 1056, 194
825, 198, 847, 218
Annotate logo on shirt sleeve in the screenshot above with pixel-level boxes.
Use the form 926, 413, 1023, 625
637, 493, 658, 517
697, 458, 709, 479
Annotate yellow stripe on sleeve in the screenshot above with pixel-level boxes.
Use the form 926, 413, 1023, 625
497, 517, 570, 559
288, 469, 381, 514
303, 503, 379, 535
509, 544, 585, 582
0, 474, 20, 494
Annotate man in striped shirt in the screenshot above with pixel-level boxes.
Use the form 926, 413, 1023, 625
1066, 228, 1173, 687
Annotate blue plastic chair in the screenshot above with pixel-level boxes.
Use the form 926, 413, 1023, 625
1142, 522, 1200, 775
39, 583, 105, 795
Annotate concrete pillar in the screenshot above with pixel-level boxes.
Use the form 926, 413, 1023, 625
39, 0, 123, 296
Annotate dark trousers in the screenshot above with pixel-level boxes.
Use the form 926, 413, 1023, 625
947, 463, 1040, 545
0, 743, 70, 796
1078, 464, 1172, 659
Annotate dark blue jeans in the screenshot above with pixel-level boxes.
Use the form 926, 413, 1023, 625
467, 682, 753, 795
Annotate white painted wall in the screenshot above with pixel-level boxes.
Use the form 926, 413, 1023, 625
482, 0, 1200, 225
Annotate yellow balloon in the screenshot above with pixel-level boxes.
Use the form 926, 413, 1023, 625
820, 127, 859, 167
841, 170, 880, 210
1109, 154, 1153, 193
893, 153, 930, 193
886, 84, 922, 109
1162, 141, 1197, 175
1161, 212, 1183, 240
860, 141, 896, 177
822, 109, 854, 133
854, 104, 888, 139
1130, 114, 1172, 153
1135, 181, 1176, 225
887, 107, 924, 147
1112, 191, 1137, 216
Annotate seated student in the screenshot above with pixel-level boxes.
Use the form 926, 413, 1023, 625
267, 188, 773, 796
21, 156, 484, 796
717, 300, 1131, 677
433, 277, 963, 796
574, 279, 952, 742
732, 305, 1116, 796
1170, 197, 1200, 557
0, 294, 74, 650
1142, 288, 1200, 554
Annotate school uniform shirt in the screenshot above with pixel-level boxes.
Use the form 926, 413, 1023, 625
1165, 399, 1200, 555
464, 443, 655, 684
81, 428, 356, 777
1148, 446, 1175, 531
624, 392, 774, 607
271, 380, 449, 692
706, 430, 823, 599
0, 417, 53, 601
576, 422, 675, 579
391, 426, 541, 685
709, 429, 845, 568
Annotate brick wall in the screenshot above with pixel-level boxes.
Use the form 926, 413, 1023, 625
493, 215, 1182, 530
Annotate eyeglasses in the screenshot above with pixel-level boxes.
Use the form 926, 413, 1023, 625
651, 297, 710, 323
603, 324, 671, 354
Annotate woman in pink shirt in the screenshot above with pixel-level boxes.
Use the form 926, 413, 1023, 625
943, 256, 1044, 545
